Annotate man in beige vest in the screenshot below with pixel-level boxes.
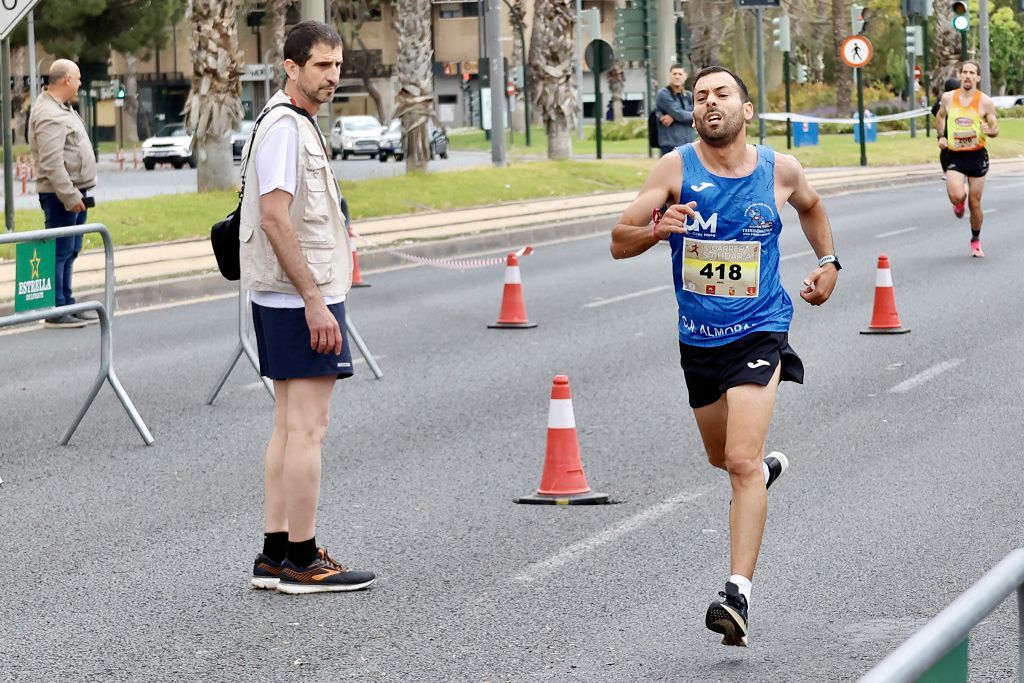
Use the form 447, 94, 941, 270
240, 21, 374, 594
29, 59, 98, 328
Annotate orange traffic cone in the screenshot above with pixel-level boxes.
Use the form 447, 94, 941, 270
861, 254, 910, 335
515, 375, 609, 505
488, 252, 537, 329
349, 227, 370, 288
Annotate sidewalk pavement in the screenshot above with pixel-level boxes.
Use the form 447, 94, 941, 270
2, 158, 1022, 315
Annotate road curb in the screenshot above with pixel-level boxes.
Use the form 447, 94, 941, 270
0, 169, 964, 318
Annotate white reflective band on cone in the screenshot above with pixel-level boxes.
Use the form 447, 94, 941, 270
547, 398, 576, 429
505, 266, 522, 285
875, 268, 893, 288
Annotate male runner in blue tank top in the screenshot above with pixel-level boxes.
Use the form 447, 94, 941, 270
610, 66, 839, 647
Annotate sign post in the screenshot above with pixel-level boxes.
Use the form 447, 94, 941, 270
841, 35, 873, 167
585, 39, 615, 160
1, 0, 45, 232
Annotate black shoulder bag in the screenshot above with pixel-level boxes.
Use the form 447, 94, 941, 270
209, 103, 322, 281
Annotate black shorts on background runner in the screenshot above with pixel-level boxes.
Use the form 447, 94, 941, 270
945, 148, 989, 177
679, 331, 804, 409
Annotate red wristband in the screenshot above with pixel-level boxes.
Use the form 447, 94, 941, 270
651, 208, 664, 240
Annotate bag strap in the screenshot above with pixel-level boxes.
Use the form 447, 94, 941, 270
239, 101, 328, 200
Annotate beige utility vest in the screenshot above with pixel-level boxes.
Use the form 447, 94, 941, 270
239, 92, 352, 297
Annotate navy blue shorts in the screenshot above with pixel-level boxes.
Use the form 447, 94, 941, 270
251, 301, 354, 381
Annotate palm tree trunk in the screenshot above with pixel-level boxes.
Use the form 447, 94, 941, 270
184, 0, 246, 192
394, 0, 435, 172
832, 0, 852, 114
267, 0, 298, 86
120, 52, 142, 144
530, 0, 576, 160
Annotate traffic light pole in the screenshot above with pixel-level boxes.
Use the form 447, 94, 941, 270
856, 67, 867, 167
960, 31, 968, 60
783, 50, 791, 149
2, 38, 13, 231
908, 49, 917, 138
755, 8, 766, 145
923, 18, 931, 137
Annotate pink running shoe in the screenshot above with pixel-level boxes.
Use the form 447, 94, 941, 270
953, 200, 966, 219
970, 239, 985, 258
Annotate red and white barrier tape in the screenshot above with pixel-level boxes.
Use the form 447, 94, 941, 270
349, 227, 533, 270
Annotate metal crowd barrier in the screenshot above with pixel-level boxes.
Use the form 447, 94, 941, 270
0, 224, 154, 446
206, 282, 383, 405
860, 548, 1024, 682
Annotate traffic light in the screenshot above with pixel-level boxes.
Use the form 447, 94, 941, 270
771, 15, 791, 52
116, 83, 126, 99
951, 0, 969, 31
796, 64, 808, 83
904, 25, 923, 55
850, 3, 868, 34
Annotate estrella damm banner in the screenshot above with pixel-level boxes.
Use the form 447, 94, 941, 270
14, 239, 56, 312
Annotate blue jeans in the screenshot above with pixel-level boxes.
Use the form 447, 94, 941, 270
39, 192, 87, 307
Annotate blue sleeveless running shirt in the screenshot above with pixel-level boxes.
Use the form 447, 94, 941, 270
669, 143, 793, 347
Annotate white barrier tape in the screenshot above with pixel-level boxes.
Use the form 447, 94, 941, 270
348, 227, 533, 270
759, 107, 931, 125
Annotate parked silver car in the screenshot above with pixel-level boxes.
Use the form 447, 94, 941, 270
330, 115, 383, 160
377, 118, 450, 163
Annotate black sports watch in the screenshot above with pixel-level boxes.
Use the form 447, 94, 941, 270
818, 254, 841, 271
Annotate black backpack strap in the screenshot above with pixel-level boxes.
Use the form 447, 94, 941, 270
239, 102, 328, 200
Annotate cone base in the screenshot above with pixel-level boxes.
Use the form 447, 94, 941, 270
860, 326, 911, 335
514, 490, 610, 505
488, 321, 538, 329
351, 282, 371, 288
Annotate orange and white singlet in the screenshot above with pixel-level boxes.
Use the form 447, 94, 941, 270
946, 88, 985, 152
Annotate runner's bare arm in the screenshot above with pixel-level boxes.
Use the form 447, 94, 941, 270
981, 95, 999, 137
777, 154, 838, 306
610, 152, 694, 259
935, 93, 949, 148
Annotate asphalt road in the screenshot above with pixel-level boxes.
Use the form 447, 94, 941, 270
2, 150, 493, 209
2, 174, 1024, 681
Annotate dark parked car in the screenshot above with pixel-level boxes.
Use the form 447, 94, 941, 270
232, 120, 256, 162
377, 118, 449, 162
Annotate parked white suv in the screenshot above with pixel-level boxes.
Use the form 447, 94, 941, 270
330, 115, 383, 160
141, 123, 195, 170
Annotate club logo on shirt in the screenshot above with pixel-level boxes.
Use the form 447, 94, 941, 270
690, 182, 715, 193
683, 210, 718, 236
743, 202, 776, 237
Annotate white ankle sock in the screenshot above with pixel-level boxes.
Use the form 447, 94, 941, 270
729, 574, 752, 605
762, 460, 769, 484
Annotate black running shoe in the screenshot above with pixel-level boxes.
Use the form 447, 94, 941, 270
705, 581, 749, 646
250, 553, 282, 590
765, 451, 789, 489
276, 547, 376, 595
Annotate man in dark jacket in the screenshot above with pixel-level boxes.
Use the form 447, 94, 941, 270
655, 64, 696, 156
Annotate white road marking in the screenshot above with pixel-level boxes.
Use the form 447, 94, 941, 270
984, 208, 998, 215
583, 285, 672, 308
888, 359, 963, 394
875, 227, 918, 238
514, 489, 708, 583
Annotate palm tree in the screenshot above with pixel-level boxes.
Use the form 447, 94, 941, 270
831, 0, 852, 114
530, 0, 576, 159
932, 0, 962, 85
394, 0, 435, 172
183, 0, 246, 192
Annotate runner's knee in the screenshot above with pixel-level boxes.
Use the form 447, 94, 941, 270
723, 449, 762, 479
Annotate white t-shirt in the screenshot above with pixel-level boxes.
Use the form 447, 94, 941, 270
250, 116, 344, 309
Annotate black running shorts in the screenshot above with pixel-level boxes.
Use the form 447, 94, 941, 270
678, 331, 804, 409
945, 148, 989, 178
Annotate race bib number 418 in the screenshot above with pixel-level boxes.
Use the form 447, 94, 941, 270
683, 238, 761, 298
